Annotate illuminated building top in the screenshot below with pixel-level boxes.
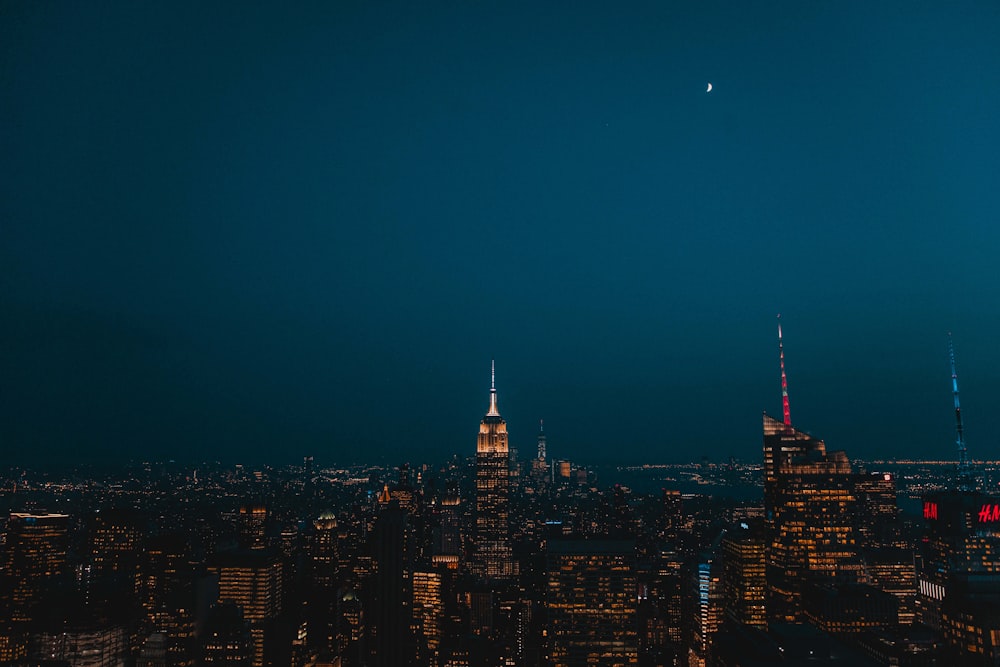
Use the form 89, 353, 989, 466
478, 359, 507, 452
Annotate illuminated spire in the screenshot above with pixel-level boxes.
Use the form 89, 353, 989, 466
778, 314, 791, 426
538, 419, 546, 460
487, 359, 499, 416
949, 334, 973, 491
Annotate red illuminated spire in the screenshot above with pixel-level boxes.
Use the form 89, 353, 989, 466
778, 314, 791, 427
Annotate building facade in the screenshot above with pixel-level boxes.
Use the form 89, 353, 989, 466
474, 363, 513, 580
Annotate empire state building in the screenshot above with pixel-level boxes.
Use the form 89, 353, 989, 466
474, 361, 514, 579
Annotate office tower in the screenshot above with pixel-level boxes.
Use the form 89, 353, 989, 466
90, 508, 143, 593
862, 547, 916, 625
208, 550, 283, 667
686, 550, 724, 667
368, 501, 414, 667
917, 337, 1000, 628
433, 487, 463, 569
529, 420, 550, 493
657, 490, 684, 542
392, 463, 419, 514
309, 512, 339, 655
763, 322, 859, 622
474, 361, 513, 580
412, 570, 444, 661
201, 602, 254, 666
940, 577, 1000, 664
546, 539, 638, 667
239, 504, 268, 550
764, 413, 859, 622
801, 582, 899, 634
140, 534, 197, 667
312, 512, 339, 589
855, 473, 904, 548
721, 524, 767, 630
0, 511, 69, 622
918, 489, 1000, 627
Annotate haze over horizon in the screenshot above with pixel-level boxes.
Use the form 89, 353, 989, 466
3, 2, 999, 466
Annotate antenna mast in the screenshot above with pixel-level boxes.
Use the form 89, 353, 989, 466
949, 334, 972, 491
778, 314, 791, 426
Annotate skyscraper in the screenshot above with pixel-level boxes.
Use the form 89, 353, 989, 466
207, 550, 283, 667
0, 512, 69, 623
763, 321, 859, 622
721, 524, 767, 630
546, 539, 638, 666
917, 336, 1000, 629
474, 362, 513, 580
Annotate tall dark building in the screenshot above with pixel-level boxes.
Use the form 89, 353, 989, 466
207, 549, 283, 667
201, 603, 254, 666
368, 501, 414, 667
762, 322, 859, 622
0, 512, 69, 622
546, 540, 638, 667
917, 336, 1000, 629
721, 523, 767, 630
90, 508, 144, 597
474, 362, 513, 580
238, 505, 268, 551
918, 489, 1000, 628
763, 414, 859, 623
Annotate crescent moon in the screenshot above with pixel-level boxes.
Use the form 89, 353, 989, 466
706, 83, 713, 93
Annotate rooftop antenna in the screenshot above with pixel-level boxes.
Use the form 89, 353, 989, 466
778, 314, 791, 427
949, 334, 973, 491
487, 359, 499, 416
538, 419, 546, 460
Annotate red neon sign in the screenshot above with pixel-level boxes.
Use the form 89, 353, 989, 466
978, 504, 1000, 523
923, 501, 938, 520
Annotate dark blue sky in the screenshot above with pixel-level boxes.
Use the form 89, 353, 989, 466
2, 2, 999, 465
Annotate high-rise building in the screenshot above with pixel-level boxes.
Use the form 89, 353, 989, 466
474, 361, 513, 580
801, 582, 899, 634
309, 512, 340, 656
686, 550, 724, 667
0, 512, 69, 622
531, 420, 550, 491
140, 534, 197, 667
918, 489, 1000, 628
208, 550, 283, 667
721, 524, 767, 630
917, 337, 1000, 629
762, 322, 859, 622
763, 414, 859, 622
368, 501, 413, 667
432, 488, 463, 570
855, 473, 904, 548
90, 508, 143, 594
546, 539, 638, 667
862, 547, 917, 625
201, 602, 254, 666
238, 504, 268, 551
412, 570, 444, 661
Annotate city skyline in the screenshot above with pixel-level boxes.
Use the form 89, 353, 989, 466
3, 2, 999, 465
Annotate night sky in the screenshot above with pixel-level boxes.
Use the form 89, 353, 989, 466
3, 2, 999, 466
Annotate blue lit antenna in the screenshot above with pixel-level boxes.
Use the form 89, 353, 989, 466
949, 334, 973, 491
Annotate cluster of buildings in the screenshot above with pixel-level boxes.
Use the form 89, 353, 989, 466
1, 333, 999, 666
